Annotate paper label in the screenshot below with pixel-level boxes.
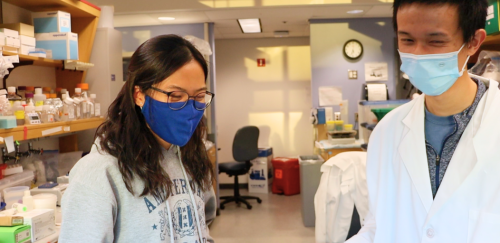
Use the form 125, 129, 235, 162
14, 110, 24, 119
95, 103, 101, 117
42, 126, 62, 136
15, 229, 30, 242
60, 18, 70, 28
12, 218, 23, 224
35, 101, 44, 107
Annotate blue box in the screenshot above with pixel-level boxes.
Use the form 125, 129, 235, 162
317, 108, 326, 124
258, 147, 273, 157
35, 32, 78, 60
32, 11, 71, 33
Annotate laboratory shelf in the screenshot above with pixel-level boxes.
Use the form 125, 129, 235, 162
1, 0, 100, 17
0, 117, 105, 143
3, 51, 64, 68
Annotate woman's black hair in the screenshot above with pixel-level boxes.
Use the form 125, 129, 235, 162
95, 34, 214, 201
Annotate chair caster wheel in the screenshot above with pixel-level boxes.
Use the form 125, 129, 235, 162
257, 199, 262, 204
220, 205, 225, 210
247, 205, 252, 209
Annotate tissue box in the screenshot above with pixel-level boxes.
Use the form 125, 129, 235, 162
5, 37, 20, 48
20, 45, 35, 55
21, 209, 55, 242
0, 224, 31, 243
35, 32, 78, 60
20, 36, 35, 47
0, 23, 34, 37
32, 11, 71, 33
0, 28, 19, 39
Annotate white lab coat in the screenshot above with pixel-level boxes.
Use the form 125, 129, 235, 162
315, 152, 369, 243
347, 79, 500, 243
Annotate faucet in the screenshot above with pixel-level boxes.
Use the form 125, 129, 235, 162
2, 147, 18, 163
28, 142, 43, 156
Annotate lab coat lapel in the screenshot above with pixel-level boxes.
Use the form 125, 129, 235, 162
424, 80, 500, 225
398, 95, 433, 213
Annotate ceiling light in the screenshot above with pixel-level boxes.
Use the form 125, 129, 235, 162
347, 10, 364, 14
237, 18, 262, 33
158, 17, 175, 21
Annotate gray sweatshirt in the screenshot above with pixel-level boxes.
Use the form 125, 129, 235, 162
59, 143, 216, 243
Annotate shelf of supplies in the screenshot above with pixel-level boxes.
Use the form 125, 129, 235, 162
483, 34, 500, 47
3, 51, 64, 68
1, 0, 100, 18
0, 117, 105, 143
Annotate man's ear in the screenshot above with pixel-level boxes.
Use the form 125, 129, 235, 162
134, 86, 145, 107
467, 29, 487, 56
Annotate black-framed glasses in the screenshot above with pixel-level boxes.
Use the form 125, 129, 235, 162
150, 87, 215, 111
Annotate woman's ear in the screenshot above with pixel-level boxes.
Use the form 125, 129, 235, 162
134, 86, 145, 108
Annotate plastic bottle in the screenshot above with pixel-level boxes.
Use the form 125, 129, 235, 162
13, 101, 25, 125
53, 97, 64, 121
41, 105, 55, 123
25, 93, 34, 105
35, 106, 43, 122
81, 92, 90, 119
90, 94, 100, 117
22, 190, 34, 212
7, 87, 21, 106
0, 95, 12, 116
34, 88, 46, 107
62, 93, 75, 121
73, 88, 82, 119
17, 86, 26, 100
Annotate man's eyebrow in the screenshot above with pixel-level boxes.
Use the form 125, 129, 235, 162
398, 31, 411, 36
428, 32, 448, 37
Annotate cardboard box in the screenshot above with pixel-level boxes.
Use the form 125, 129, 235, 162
35, 32, 78, 60
0, 28, 19, 39
20, 35, 35, 47
20, 45, 35, 55
248, 147, 274, 194
0, 23, 34, 37
20, 209, 55, 242
5, 37, 20, 48
0, 224, 31, 243
0, 215, 23, 226
32, 11, 71, 33
2, 46, 18, 53
487, 0, 500, 35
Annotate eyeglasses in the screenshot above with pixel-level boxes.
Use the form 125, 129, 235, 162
150, 87, 215, 111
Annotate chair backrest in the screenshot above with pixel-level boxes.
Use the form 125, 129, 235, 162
232, 126, 259, 162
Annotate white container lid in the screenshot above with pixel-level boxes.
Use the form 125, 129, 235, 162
90, 94, 96, 99
61, 89, 67, 93
7, 87, 15, 93
35, 88, 43, 95
75, 88, 81, 93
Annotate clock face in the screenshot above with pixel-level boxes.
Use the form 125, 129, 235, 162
344, 40, 363, 60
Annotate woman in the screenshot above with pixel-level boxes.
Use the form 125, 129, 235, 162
60, 35, 216, 243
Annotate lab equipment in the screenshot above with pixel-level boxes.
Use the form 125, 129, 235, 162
0, 224, 31, 243
22, 190, 34, 212
3, 186, 29, 209
7, 87, 21, 106
299, 155, 324, 227
271, 157, 300, 196
317, 108, 326, 124
31, 183, 67, 206
326, 121, 335, 132
344, 124, 353, 131
33, 88, 46, 107
32, 193, 57, 213
12, 101, 25, 125
334, 120, 344, 131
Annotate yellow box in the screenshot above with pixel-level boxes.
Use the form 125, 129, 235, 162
0, 23, 34, 37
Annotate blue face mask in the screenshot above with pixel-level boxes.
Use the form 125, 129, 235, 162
399, 44, 470, 96
141, 96, 204, 147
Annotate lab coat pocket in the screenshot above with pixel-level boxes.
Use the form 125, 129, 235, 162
468, 210, 500, 243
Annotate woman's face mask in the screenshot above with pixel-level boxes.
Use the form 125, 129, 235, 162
142, 96, 205, 147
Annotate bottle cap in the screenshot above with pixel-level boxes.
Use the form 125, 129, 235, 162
50, 94, 57, 98
75, 88, 82, 93
18, 86, 26, 91
35, 88, 43, 95
26, 86, 35, 91
90, 94, 96, 99
77, 83, 89, 90
43, 87, 51, 92
61, 88, 67, 94
25, 93, 34, 98
7, 87, 15, 93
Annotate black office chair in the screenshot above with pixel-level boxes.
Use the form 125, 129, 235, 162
218, 126, 263, 210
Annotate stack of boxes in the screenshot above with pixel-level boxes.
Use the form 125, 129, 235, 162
0, 27, 20, 53
33, 11, 79, 60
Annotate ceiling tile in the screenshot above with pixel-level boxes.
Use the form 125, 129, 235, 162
213, 19, 240, 28
223, 33, 264, 39
217, 27, 243, 34
114, 14, 161, 27
148, 11, 210, 24
363, 4, 392, 17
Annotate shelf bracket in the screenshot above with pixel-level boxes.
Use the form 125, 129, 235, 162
2, 61, 35, 89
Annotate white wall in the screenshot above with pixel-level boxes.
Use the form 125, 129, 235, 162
215, 37, 313, 184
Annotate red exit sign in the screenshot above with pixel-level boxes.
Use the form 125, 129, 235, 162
257, 58, 266, 67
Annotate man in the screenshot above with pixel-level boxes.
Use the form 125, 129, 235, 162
347, 0, 500, 242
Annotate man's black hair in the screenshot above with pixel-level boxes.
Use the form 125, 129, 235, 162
393, 0, 488, 43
